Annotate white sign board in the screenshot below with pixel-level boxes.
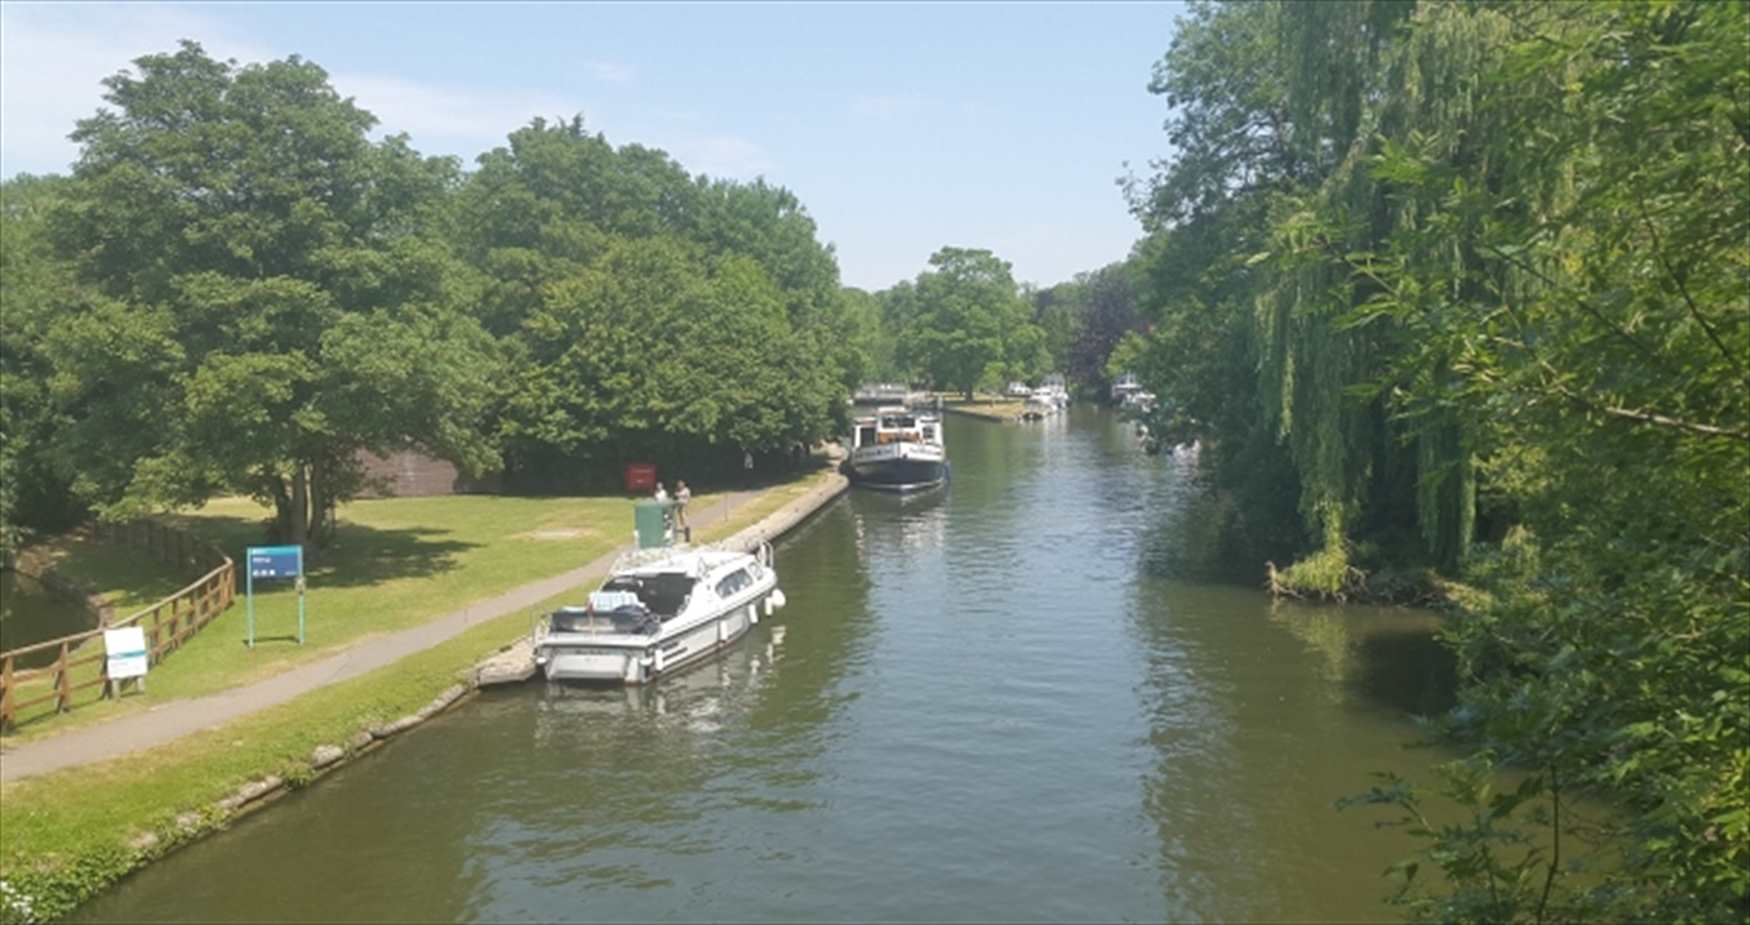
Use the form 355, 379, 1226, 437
104, 627, 149, 680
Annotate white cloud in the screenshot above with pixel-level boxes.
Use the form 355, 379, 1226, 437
670, 132, 774, 180
585, 60, 635, 85
332, 72, 583, 144
0, 3, 272, 176
850, 94, 937, 119
0, 7, 767, 183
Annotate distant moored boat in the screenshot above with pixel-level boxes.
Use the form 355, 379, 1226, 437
848, 406, 948, 491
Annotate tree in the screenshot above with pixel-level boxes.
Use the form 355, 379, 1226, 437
838, 287, 897, 383
44, 42, 502, 546
459, 116, 854, 485
896, 247, 1030, 398
0, 176, 85, 553
1139, 1, 1748, 917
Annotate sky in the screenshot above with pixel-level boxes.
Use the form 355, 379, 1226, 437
0, 2, 1184, 291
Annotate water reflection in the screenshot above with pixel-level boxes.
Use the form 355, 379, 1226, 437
76, 410, 1457, 925
0, 571, 99, 667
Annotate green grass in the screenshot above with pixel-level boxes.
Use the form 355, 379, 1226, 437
942, 394, 1025, 420
2, 535, 200, 730
4, 491, 773, 741
25, 532, 193, 618
0, 470, 834, 922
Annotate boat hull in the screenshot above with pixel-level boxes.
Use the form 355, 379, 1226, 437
539, 592, 776, 685
849, 448, 947, 491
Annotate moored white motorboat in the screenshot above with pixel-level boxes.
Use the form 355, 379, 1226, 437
533, 543, 785, 684
1019, 395, 1057, 420
848, 405, 948, 491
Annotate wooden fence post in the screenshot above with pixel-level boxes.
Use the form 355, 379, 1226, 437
1, 655, 13, 730
56, 641, 71, 713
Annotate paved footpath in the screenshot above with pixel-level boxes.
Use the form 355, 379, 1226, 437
0, 489, 760, 784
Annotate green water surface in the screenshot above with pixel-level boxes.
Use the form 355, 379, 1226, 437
78, 410, 1456, 922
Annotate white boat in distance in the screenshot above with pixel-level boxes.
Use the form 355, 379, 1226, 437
533, 543, 786, 684
849, 405, 948, 491
1019, 394, 1058, 420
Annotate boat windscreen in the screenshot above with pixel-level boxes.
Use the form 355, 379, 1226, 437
602, 573, 695, 617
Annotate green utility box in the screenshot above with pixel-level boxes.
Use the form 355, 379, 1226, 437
634, 500, 672, 549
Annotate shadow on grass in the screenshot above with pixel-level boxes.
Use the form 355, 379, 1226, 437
169, 515, 480, 590
245, 634, 303, 646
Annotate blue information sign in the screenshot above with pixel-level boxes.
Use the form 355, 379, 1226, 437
244, 545, 306, 647
248, 545, 302, 579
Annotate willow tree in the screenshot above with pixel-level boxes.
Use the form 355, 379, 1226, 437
1338, 4, 1750, 918
44, 42, 501, 545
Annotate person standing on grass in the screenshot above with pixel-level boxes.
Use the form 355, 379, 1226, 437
674, 480, 692, 542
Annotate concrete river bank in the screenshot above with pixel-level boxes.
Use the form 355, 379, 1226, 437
77, 409, 1456, 922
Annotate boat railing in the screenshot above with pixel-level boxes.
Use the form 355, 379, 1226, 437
608, 540, 763, 578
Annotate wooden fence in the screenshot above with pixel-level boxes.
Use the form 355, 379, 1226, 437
0, 522, 235, 731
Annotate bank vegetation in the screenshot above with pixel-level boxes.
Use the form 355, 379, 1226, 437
1125, 1, 1747, 920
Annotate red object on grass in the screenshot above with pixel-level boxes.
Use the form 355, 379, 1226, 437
625, 462, 656, 493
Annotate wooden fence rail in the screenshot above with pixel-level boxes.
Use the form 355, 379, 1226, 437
0, 522, 234, 731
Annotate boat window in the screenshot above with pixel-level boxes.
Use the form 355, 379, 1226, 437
715, 568, 753, 597
921, 425, 936, 441
858, 425, 876, 445
549, 606, 652, 635
879, 415, 916, 429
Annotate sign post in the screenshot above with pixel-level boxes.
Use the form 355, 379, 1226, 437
103, 626, 148, 697
245, 545, 305, 647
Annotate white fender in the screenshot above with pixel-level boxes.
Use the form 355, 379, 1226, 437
718, 618, 728, 644
749, 601, 759, 625
765, 588, 787, 615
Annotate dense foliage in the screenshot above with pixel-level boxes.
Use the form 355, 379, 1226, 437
1133, 1, 1748, 919
862, 250, 1146, 397
454, 117, 857, 488
0, 43, 856, 546
878, 247, 1041, 397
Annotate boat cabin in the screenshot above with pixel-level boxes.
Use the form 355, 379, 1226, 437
852, 406, 941, 450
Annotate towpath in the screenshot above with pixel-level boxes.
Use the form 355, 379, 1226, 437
0, 488, 764, 784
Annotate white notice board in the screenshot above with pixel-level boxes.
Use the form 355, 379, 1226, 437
104, 626, 148, 680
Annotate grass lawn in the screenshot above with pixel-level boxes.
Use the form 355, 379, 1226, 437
2, 489, 754, 741
20, 531, 195, 619
0, 466, 840, 921
942, 394, 1026, 420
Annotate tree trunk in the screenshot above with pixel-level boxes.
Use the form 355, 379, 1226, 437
267, 473, 293, 543
308, 456, 330, 547
289, 464, 309, 547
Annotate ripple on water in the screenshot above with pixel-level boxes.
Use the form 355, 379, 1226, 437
73, 411, 1456, 924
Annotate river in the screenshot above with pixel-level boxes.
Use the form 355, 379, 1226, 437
77, 409, 1455, 923
0, 570, 98, 668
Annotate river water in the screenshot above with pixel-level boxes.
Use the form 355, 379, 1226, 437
0, 571, 98, 668
78, 409, 1455, 923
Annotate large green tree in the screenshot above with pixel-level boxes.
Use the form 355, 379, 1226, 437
458, 117, 853, 484
0, 176, 84, 554
896, 246, 1031, 398
43, 42, 502, 546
